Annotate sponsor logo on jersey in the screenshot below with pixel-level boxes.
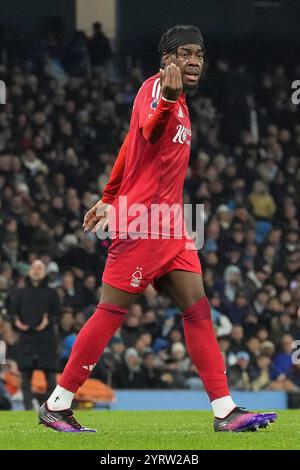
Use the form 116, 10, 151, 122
172, 124, 192, 145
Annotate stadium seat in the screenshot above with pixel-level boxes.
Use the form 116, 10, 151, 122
30, 370, 115, 406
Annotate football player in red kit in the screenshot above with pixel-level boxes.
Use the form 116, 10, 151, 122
40, 25, 277, 433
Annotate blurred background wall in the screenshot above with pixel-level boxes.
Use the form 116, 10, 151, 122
0, 0, 75, 38
1, 0, 299, 48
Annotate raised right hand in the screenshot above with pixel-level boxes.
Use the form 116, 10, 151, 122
160, 63, 183, 102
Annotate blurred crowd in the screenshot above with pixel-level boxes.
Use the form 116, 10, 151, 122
0, 22, 300, 408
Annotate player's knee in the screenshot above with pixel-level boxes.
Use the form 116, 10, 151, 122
182, 296, 211, 321
96, 302, 129, 317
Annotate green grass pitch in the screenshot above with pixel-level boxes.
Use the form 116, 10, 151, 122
0, 410, 299, 450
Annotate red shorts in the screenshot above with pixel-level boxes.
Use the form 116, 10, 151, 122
102, 236, 202, 294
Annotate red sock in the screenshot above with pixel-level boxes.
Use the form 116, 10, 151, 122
182, 296, 230, 401
59, 303, 128, 392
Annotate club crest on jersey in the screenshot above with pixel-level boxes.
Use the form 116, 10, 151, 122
150, 99, 158, 109
173, 124, 192, 145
